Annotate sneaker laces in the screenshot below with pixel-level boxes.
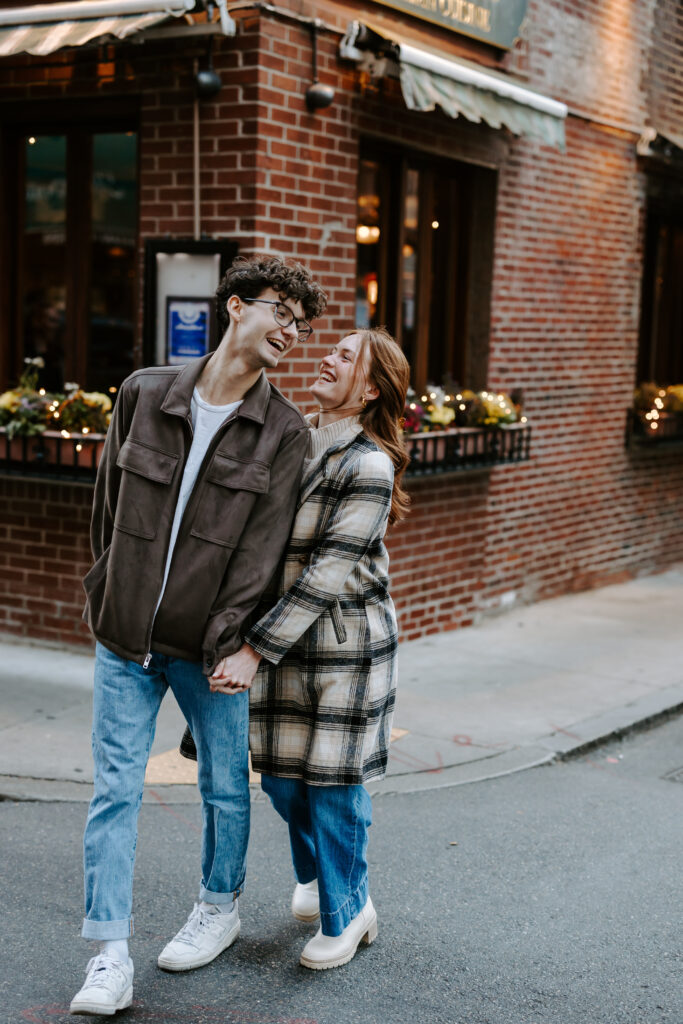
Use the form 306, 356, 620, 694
173, 903, 220, 947
84, 954, 129, 992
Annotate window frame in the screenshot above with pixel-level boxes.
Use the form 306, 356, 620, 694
357, 138, 497, 392
0, 100, 139, 390
638, 201, 683, 386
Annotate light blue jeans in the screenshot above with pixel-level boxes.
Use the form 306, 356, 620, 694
261, 774, 372, 937
81, 643, 250, 940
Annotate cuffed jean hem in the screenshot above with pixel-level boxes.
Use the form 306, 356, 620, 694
320, 878, 369, 937
199, 883, 242, 904
81, 916, 134, 940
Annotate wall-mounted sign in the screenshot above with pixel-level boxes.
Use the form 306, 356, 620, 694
143, 238, 238, 368
374, 0, 528, 49
166, 297, 212, 365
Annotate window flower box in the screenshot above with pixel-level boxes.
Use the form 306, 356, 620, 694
405, 422, 531, 476
629, 383, 683, 445
0, 361, 111, 480
0, 427, 105, 480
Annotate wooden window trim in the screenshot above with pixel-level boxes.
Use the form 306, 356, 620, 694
1, 106, 139, 390
359, 139, 497, 392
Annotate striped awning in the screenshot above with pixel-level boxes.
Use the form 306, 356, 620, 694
340, 22, 568, 152
0, 12, 177, 56
0, 0, 202, 58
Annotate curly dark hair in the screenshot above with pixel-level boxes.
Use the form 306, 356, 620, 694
215, 254, 327, 338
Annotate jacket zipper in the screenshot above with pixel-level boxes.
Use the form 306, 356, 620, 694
141, 409, 239, 668
141, 413, 194, 668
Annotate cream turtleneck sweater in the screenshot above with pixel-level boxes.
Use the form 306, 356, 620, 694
303, 413, 362, 477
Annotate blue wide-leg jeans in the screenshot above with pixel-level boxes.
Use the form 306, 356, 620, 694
81, 643, 250, 940
261, 774, 372, 937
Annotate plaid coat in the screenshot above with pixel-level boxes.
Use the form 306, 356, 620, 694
246, 421, 398, 785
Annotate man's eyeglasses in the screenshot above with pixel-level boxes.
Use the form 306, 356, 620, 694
242, 298, 313, 342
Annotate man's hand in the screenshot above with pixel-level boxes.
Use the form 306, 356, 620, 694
209, 643, 262, 695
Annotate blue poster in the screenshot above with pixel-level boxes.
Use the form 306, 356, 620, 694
167, 299, 211, 364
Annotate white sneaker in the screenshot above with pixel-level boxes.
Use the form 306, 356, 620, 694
70, 953, 133, 1016
300, 897, 377, 971
292, 879, 320, 922
157, 901, 240, 972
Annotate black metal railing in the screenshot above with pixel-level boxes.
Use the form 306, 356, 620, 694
0, 430, 103, 482
404, 423, 531, 477
625, 408, 683, 446
2, 423, 533, 483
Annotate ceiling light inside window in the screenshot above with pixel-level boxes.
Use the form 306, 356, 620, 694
356, 224, 380, 244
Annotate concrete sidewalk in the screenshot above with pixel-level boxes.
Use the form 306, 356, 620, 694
1, 567, 682, 802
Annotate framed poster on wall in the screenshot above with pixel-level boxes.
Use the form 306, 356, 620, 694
166, 297, 212, 364
143, 238, 238, 366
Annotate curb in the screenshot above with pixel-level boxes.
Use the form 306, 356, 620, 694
3, 685, 681, 804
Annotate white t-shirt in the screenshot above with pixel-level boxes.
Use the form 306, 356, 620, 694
155, 388, 243, 612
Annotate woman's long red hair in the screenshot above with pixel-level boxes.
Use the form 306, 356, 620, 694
355, 327, 411, 525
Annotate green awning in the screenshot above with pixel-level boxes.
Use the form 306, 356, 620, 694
341, 22, 567, 152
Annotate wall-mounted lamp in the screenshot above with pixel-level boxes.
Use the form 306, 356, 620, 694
305, 20, 334, 112
196, 33, 222, 98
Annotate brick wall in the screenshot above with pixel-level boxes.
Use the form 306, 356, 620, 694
0, 478, 93, 647
1, 1, 682, 649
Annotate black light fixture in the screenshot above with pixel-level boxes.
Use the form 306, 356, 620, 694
305, 20, 334, 112
196, 36, 222, 97
195, 4, 222, 99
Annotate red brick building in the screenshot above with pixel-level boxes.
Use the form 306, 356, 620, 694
1, 0, 682, 648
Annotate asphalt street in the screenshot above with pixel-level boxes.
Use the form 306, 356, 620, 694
2, 713, 682, 1024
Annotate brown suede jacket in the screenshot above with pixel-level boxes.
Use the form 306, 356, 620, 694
83, 355, 308, 674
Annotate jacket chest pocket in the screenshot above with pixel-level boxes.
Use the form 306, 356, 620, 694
190, 453, 270, 548
115, 439, 179, 540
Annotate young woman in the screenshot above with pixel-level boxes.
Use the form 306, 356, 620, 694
209, 326, 409, 969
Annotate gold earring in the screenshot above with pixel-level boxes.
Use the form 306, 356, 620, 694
361, 396, 367, 409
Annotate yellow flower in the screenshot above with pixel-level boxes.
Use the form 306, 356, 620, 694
430, 404, 455, 426
81, 391, 112, 412
666, 385, 683, 413
0, 389, 21, 412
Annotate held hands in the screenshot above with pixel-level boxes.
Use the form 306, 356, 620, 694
209, 643, 262, 695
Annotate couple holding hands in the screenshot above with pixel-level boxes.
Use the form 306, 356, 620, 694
70, 254, 410, 1015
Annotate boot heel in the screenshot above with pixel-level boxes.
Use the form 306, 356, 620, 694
362, 918, 378, 945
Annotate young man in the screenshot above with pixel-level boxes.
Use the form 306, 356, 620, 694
70, 255, 326, 1016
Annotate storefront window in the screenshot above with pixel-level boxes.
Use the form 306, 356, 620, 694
88, 133, 138, 390
355, 159, 383, 327
5, 123, 138, 392
355, 143, 496, 391
638, 215, 683, 385
401, 168, 419, 371
23, 136, 67, 392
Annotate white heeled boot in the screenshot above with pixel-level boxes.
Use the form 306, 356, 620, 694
292, 879, 320, 922
300, 897, 377, 970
